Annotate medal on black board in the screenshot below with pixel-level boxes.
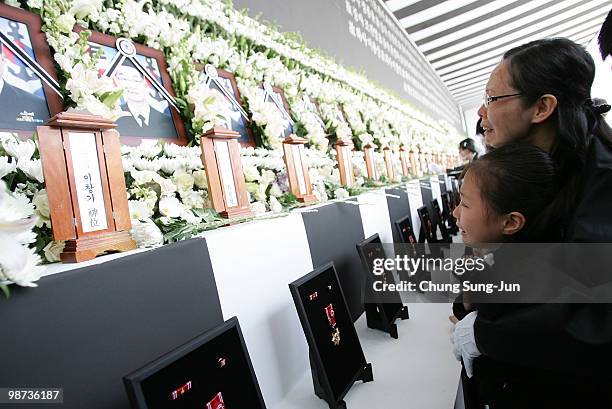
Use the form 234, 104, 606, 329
206, 391, 226, 409
325, 303, 341, 346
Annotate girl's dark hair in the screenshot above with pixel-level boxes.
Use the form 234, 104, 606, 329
599, 8, 612, 60
503, 38, 612, 236
464, 143, 559, 242
459, 138, 476, 153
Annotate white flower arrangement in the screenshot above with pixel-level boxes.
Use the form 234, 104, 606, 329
238, 80, 286, 150
0, 181, 43, 291
185, 76, 232, 135
0, 0, 465, 278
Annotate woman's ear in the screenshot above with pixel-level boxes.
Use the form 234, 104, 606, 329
531, 94, 558, 124
502, 212, 526, 236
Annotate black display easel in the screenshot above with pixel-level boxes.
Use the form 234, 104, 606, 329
442, 192, 459, 234
364, 302, 409, 339
417, 206, 445, 259
309, 351, 373, 409
357, 233, 410, 339
432, 198, 452, 243
290, 262, 373, 409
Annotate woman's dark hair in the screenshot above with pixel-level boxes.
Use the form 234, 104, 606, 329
459, 138, 476, 153
464, 143, 559, 242
599, 8, 612, 60
502, 38, 612, 235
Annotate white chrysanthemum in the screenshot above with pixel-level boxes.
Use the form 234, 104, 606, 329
180, 189, 205, 209
269, 196, 283, 213
251, 201, 266, 215
158, 196, 183, 218
172, 169, 195, 193
334, 188, 349, 200
0, 156, 17, 179
2, 138, 35, 161
130, 218, 164, 248
43, 241, 65, 263
17, 159, 43, 183
128, 200, 154, 221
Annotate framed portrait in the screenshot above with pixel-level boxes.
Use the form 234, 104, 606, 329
394, 214, 418, 247
262, 82, 294, 139
0, 3, 63, 138
200, 64, 255, 147
298, 94, 326, 131
124, 317, 267, 409
80, 29, 187, 145
289, 262, 372, 408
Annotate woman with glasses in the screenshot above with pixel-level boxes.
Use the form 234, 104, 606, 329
451, 37, 612, 408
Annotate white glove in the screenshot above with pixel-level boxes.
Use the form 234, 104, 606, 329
450, 311, 481, 378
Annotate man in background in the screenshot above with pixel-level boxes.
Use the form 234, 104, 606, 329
0, 47, 49, 131
113, 63, 177, 138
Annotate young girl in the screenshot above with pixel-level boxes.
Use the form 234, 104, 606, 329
451, 143, 568, 407
453, 143, 559, 246
450, 142, 560, 322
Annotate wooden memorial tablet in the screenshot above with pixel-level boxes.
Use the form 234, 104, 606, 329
399, 146, 410, 177
37, 111, 136, 263
362, 142, 377, 181
383, 146, 394, 181
335, 139, 355, 187
283, 135, 317, 204
408, 147, 418, 177
200, 126, 252, 219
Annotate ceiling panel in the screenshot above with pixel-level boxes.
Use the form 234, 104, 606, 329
382, 0, 612, 111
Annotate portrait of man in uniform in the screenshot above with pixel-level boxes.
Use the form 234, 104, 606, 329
266, 88, 293, 138
112, 60, 178, 139
0, 17, 50, 132
207, 75, 250, 142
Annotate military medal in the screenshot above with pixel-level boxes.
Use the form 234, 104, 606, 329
206, 392, 226, 409
325, 303, 341, 346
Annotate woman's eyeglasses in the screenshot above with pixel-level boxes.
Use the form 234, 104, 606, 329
483, 92, 521, 108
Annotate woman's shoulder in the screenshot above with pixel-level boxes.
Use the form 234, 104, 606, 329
567, 136, 612, 242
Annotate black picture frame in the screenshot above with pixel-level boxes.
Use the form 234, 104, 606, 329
441, 192, 459, 234
199, 64, 255, 147
262, 82, 294, 139
417, 205, 436, 243
431, 198, 451, 243
289, 262, 372, 409
0, 3, 64, 138
356, 233, 409, 339
123, 317, 267, 409
394, 215, 431, 287
78, 28, 187, 146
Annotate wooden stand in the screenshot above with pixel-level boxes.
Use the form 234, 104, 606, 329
283, 135, 317, 204
409, 147, 418, 177
335, 139, 355, 187
399, 146, 410, 177
383, 147, 394, 181
363, 143, 377, 181
37, 111, 136, 263
200, 126, 252, 218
